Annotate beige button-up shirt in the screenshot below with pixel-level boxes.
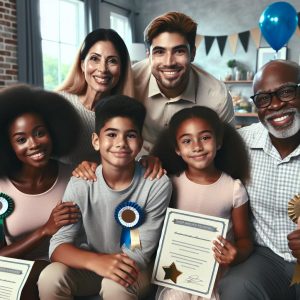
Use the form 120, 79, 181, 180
133, 58, 234, 154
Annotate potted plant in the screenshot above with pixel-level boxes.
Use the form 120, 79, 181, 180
227, 59, 237, 80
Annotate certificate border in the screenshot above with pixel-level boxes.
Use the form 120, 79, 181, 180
152, 208, 228, 296
0, 257, 32, 299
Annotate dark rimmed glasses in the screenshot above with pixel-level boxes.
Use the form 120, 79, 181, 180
250, 83, 300, 109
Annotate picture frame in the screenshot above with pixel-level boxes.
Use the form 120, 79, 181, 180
256, 47, 287, 71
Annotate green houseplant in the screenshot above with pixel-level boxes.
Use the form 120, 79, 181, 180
227, 59, 237, 69
227, 60, 237, 79
227, 59, 239, 81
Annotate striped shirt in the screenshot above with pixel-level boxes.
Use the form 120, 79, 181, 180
239, 122, 300, 262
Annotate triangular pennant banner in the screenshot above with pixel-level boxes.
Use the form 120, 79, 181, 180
204, 36, 215, 55
195, 35, 203, 49
228, 34, 238, 54
238, 31, 250, 52
250, 28, 261, 49
216, 36, 227, 55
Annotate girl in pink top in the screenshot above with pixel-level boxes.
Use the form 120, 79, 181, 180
0, 85, 81, 300
152, 106, 253, 300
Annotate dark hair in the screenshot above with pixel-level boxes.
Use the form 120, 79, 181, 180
0, 84, 81, 177
151, 106, 250, 183
144, 12, 197, 51
94, 95, 146, 134
79, 28, 130, 94
57, 28, 133, 97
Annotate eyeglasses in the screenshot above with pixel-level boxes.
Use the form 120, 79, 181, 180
250, 83, 300, 109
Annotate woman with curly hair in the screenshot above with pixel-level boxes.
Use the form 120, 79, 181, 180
0, 84, 81, 299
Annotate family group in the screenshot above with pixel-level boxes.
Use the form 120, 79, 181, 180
0, 11, 300, 300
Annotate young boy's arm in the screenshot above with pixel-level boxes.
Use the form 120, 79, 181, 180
49, 177, 139, 288
51, 243, 138, 287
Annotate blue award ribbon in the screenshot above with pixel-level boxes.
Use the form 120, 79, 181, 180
0, 193, 14, 244
114, 201, 144, 250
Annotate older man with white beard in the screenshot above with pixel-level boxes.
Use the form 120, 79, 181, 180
218, 60, 300, 300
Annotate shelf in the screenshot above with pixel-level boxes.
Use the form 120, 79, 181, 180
235, 112, 258, 128
224, 80, 253, 84
235, 112, 257, 117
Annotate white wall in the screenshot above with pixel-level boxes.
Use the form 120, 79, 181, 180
133, 0, 300, 79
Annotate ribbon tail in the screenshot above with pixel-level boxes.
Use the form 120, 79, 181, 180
120, 228, 131, 248
0, 219, 4, 245
291, 263, 300, 286
130, 228, 141, 250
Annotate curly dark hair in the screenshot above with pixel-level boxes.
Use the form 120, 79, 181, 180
0, 84, 81, 177
94, 94, 146, 135
151, 106, 250, 184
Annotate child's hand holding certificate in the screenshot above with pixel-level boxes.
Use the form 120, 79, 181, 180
152, 208, 228, 299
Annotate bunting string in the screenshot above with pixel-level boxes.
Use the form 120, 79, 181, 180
197, 12, 300, 55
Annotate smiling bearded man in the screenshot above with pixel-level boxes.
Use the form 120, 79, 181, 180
132, 12, 235, 155
218, 60, 300, 300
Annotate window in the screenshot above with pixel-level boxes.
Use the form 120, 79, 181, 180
40, 0, 85, 90
110, 12, 132, 47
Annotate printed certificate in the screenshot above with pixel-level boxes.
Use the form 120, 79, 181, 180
152, 208, 228, 298
0, 256, 33, 300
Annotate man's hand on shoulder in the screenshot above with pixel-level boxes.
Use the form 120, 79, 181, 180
72, 161, 98, 181
139, 155, 166, 180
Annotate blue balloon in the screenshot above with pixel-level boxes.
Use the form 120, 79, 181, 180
259, 1, 298, 51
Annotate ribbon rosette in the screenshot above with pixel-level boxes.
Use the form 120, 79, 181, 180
0, 192, 14, 243
288, 194, 300, 285
115, 201, 144, 250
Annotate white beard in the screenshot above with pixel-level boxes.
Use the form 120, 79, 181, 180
262, 108, 300, 139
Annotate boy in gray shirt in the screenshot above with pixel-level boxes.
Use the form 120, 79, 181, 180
38, 95, 172, 300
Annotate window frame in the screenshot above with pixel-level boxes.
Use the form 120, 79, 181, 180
39, 0, 85, 90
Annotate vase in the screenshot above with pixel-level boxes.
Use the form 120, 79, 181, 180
235, 69, 241, 81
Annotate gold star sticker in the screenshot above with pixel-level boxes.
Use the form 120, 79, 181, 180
162, 262, 182, 283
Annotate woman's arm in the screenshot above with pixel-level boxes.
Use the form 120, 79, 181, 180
0, 202, 80, 258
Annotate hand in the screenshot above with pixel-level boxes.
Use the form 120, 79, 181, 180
42, 201, 80, 236
72, 161, 98, 181
90, 253, 139, 287
139, 155, 166, 180
213, 236, 237, 265
287, 217, 300, 262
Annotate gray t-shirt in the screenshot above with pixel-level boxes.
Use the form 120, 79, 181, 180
49, 162, 172, 269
